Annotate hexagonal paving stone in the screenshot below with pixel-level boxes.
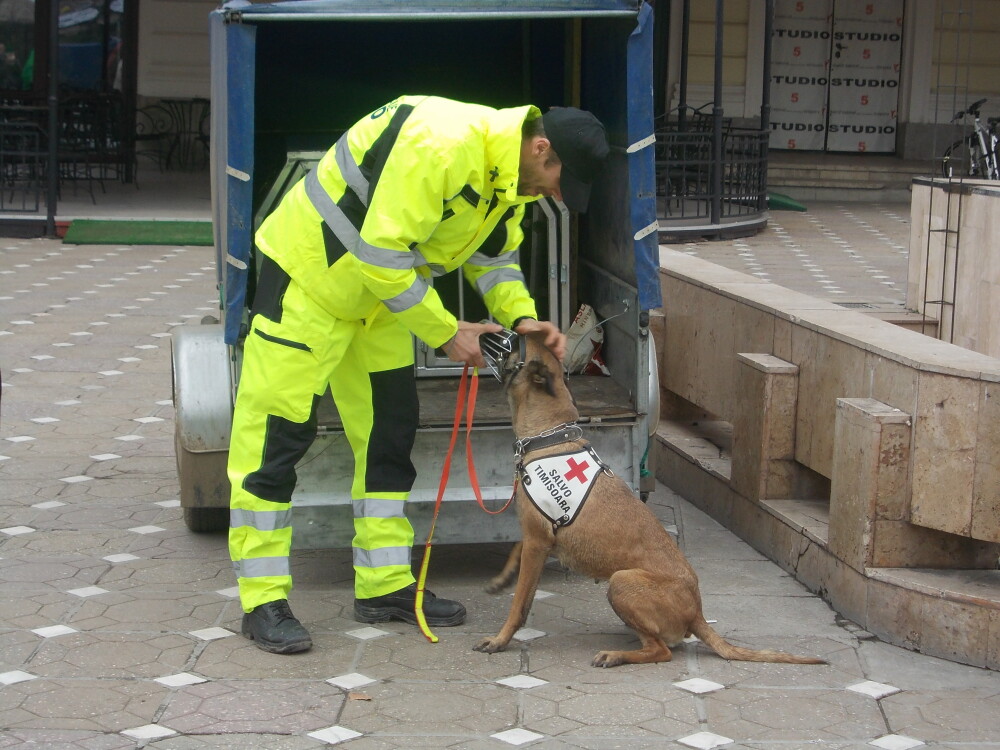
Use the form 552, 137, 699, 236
29, 632, 195, 679
158, 679, 344, 734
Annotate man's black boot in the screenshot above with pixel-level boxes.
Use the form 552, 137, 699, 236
354, 583, 466, 627
241, 599, 313, 654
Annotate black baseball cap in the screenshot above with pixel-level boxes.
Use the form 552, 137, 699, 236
542, 107, 610, 213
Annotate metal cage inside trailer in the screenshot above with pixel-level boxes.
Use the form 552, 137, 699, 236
171, 0, 662, 545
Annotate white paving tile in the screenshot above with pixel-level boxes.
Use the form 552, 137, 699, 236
103, 553, 140, 563
678, 731, 734, 749
115, 435, 143, 442
5, 436, 35, 443
32, 501, 66, 509
0, 670, 37, 685
55, 399, 81, 406
60, 475, 92, 484
216, 586, 240, 598
121, 724, 178, 740
154, 499, 181, 508
98, 370, 123, 376
30, 417, 59, 424
129, 525, 165, 534
513, 627, 546, 642
497, 675, 549, 689
155, 672, 208, 687
870, 736, 924, 750
307, 726, 363, 745
134, 416, 164, 424
491, 728, 545, 746
1, 526, 35, 536
91, 453, 121, 461
847, 680, 901, 699
189, 627, 235, 641
31, 625, 77, 638
67, 586, 108, 597
345, 626, 391, 640
326, 673, 376, 690
674, 678, 725, 694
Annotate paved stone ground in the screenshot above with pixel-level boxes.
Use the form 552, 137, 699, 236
663, 203, 912, 308
2, 209, 1000, 749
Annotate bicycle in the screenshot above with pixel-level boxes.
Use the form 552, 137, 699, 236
940, 98, 1000, 180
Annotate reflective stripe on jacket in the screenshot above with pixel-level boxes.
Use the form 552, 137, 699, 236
254, 95, 541, 348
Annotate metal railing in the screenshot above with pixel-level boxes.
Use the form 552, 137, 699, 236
655, 121, 769, 225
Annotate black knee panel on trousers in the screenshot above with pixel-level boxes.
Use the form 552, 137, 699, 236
244, 394, 320, 504
366, 367, 418, 493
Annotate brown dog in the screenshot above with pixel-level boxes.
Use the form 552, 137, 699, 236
474, 332, 825, 668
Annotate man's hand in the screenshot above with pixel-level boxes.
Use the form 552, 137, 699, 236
441, 320, 503, 368
514, 319, 566, 362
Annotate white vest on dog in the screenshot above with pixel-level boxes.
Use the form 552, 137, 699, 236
520, 447, 606, 527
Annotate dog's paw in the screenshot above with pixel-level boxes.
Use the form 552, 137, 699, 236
591, 651, 625, 668
483, 579, 507, 595
473, 637, 508, 654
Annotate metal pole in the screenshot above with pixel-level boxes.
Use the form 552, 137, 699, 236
45, 0, 59, 237
711, 0, 724, 226
760, 0, 774, 210
761, 0, 773, 133
678, 0, 690, 131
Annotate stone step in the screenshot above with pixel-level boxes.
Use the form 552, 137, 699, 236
766, 154, 931, 201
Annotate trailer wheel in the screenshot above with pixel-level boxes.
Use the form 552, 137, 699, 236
183, 506, 229, 533
175, 430, 230, 533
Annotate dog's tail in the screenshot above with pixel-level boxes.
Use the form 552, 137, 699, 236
689, 617, 826, 664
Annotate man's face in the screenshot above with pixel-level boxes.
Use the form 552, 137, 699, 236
517, 136, 563, 202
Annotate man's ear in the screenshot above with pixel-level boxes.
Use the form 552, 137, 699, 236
532, 136, 551, 159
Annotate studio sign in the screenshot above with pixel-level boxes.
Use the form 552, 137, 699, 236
774, 29, 901, 42
771, 123, 897, 134
773, 76, 899, 88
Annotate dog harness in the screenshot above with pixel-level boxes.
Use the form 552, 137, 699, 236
515, 423, 612, 530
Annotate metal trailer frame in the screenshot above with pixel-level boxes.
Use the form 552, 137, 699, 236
172, 0, 662, 546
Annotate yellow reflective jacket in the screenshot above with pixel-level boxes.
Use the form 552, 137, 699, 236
254, 95, 541, 348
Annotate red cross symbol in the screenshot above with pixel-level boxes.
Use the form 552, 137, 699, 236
564, 456, 591, 484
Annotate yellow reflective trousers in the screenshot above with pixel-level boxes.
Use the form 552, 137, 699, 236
228, 260, 419, 611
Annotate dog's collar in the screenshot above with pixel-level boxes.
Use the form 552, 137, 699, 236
513, 422, 583, 459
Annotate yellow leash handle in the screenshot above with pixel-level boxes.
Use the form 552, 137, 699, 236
414, 366, 473, 643
414, 531, 438, 643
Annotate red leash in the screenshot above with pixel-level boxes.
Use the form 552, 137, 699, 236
464, 370, 516, 516
415, 365, 514, 642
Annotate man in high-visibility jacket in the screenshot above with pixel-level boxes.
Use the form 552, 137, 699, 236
230, 95, 610, 653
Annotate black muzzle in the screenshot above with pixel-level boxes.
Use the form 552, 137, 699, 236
479, 327, 525, 384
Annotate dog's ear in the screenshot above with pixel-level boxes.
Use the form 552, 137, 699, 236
527, 360, 557, 397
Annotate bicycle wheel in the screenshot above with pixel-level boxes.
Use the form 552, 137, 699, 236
941, 139, 974, 178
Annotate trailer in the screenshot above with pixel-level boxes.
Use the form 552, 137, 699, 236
171, 0, 662, 547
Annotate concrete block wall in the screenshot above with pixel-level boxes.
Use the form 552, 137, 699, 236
908, 178, 1000, 360
652, 249, 1000, 668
